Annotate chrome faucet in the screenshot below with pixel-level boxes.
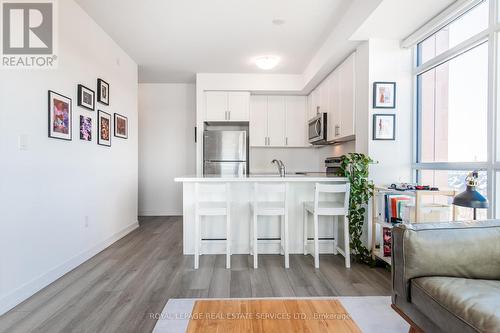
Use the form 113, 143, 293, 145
272, 159, 286, 177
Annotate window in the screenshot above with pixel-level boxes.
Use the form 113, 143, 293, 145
417, 1, 489, 65
417, 42, 488, 163
420, 170, 488, 220
413, 0, 499, 219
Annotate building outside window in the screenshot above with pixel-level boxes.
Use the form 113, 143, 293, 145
413, 0, 495, 220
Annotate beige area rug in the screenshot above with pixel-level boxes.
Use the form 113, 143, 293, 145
152, 297, 409, 333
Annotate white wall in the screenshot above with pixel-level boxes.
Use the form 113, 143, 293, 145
138, 84, 196, 216
367, 39, 413, 185
0, 0, 138, 315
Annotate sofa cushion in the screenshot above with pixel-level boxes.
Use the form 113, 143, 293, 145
411, 277, 500, 333
401, 221, 500, 282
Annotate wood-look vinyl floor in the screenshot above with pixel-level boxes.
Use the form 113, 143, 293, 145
0, 216, 391, 333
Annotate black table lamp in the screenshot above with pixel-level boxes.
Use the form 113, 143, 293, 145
452, 171, 488, 220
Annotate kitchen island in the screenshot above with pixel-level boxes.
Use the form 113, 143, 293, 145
174, 174, 349, 255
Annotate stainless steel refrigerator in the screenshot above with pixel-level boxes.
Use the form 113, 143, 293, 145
203, 130, 248, 176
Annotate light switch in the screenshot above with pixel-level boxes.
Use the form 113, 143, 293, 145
18, 134, 29, 151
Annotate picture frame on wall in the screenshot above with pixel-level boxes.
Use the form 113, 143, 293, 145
114, 113, 128, 139
77, 84, 95, 111
48, 90, 72, 141
98, 110, 112, 146
373, 114, 396, 140
373, 82, 396, 109
80, 115, 92, 141
97, 79, 109, 105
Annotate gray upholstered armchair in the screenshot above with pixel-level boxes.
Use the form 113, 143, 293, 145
391, 220, 500, 333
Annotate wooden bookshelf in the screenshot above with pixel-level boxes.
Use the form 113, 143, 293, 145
371, 187, 458, 265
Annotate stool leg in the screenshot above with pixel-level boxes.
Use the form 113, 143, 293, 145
253, 212, 258, 269
333, 216, 339, 255
226, 212, 231, 269
303, 205, 308, 255
314, 213, 319, 269
344, 216, 351, 268
284, 212, 289, 269
194, 213, 200, 269
280, 216, 284, 256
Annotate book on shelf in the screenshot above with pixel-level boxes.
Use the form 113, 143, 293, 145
383, 227, 392, 257
384, 194, 413, 223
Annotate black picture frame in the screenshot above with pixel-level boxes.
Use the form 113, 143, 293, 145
114, 113, 128, 139
97, 110, 112, 147
373, 82, 396, 109
97, 78, 109, 105
77, 84, 95, 111
48, 90, 72, 141
372, 114, 396, 141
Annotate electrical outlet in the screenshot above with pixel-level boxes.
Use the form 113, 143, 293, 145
18, 134, 29, 151
84, 216, 89, 228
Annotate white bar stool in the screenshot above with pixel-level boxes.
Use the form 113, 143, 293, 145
303, 183, 351, 269
194, 182, 231, 269
251, 183, 289, 269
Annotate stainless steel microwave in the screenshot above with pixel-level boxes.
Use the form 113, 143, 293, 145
308, 113, 328, 144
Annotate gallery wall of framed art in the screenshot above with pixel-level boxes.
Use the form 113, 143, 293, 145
49, 78, 128, 148
372, 81, 397, 141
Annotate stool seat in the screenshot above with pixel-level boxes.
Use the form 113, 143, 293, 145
252, 201, 286, 215
304, 201, 345, 215
198, 202, 228, 215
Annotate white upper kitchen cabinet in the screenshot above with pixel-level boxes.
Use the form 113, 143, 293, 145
249, 95, 308, 148
228, 92, 250, 121
249, 95, 268, 147
267, 96, 286, 147
205, 91, 228, 121
327, 71, 340, 142
339, 53, 355, 138
205, 91, 250, 121
308, 89, 320, 120
285, 96, 307, 147
308, 51, 356, 143
318, 79, 329, 116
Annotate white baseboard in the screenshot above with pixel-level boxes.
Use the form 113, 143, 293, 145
0, 221, 139, 316
138, 211, 182, 217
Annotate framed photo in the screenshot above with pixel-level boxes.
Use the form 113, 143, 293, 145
77, 84, 95, 111
80, 115, 92, 141
97, 79, 109, 105
98, 110, 112, 146
373, 114, 395, 140
48, 90, 72, 140
114, 113, 128, 139
373, 82, 396, 109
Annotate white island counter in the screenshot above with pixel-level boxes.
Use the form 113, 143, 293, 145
174, 174, 348, 255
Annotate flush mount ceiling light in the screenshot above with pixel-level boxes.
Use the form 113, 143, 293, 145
255, 56, 280, 70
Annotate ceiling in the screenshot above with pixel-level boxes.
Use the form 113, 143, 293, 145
351, 0, 455, 41
75, 0, 350, 83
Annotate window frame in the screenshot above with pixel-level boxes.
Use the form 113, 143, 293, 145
412, 0, 499, 218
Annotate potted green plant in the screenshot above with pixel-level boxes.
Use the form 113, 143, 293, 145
338, 153, 375, 264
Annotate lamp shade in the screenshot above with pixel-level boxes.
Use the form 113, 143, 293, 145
453, 185, 489, 209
